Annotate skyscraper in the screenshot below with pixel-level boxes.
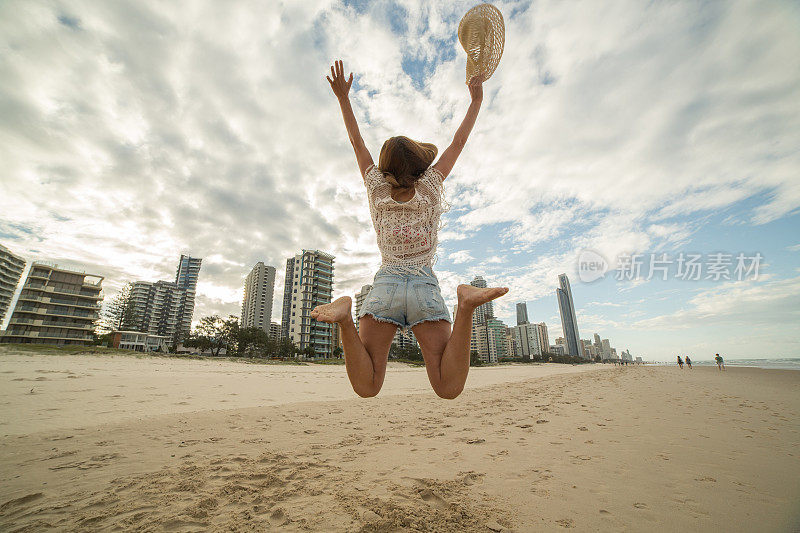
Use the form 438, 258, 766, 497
2, 263, 103, 345
281, 250, 335, 357
268, 322, 282, 340
240, 262, 276, 333
511, 322, 542, 360
556, 273, 582, 357
517, 302, 528, 326
175, 255, 201, 343
516, 302, 529, 325
0, 243, 26, 325
124, 280, 184, 344
602, 338, 612, 359
475, 317, 507, 363
536, 322, 550, 355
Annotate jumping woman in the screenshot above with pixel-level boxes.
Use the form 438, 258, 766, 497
311, 60, 508, 399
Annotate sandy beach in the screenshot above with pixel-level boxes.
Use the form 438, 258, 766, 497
1, 351, 798, 532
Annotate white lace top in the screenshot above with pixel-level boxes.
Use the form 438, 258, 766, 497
363, 164, 449, 270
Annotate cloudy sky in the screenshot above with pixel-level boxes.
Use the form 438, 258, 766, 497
1, 0, 798, 361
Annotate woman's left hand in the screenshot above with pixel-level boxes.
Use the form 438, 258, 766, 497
326, 59, 353, 100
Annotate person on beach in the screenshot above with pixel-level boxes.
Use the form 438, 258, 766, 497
715, 353, 725, 370
677, 355, 684, 369
685, 355, 692, 369
311, 60, 509, 399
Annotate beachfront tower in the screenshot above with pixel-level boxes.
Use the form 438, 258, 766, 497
516, 302, 529, 325
281, 250, 335, 357
0, 243, 26, 325
174, 254, 202, 343
123, 280, 184, 344
240, 262, 276, 333
511, 322, 543, 360
556, 273, 582, 358
536, 322, 550, 355
2, 262, 103, 346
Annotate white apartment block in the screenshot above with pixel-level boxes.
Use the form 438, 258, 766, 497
268, 322, 282, 340
512, 322, 543, 360
124, 280, 184, 345
240, 262, 276, 333
175, 255, 201, 343
3, 263, 103, 346
281, 250, 335, 357
0, 243, 26, 325
536, 322, 550, 355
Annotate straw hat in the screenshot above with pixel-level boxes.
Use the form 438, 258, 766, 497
458, 3, 505, 83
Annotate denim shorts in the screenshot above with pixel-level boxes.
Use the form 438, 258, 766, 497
357, 265, 452, 329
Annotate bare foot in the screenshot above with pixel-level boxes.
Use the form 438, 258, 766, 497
310, 296, 352, 324
456, 284, 509, 311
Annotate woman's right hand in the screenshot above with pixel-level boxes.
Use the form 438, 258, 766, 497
468, 75, 484, 103
326, 59, 353, 101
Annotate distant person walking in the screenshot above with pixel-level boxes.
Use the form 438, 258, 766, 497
685, 356, 692, 369
677, 355, 684, 369
715, 353, 725, 370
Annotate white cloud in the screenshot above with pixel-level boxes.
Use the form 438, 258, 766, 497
0, 0, 798, 348
448, 250, 473, 264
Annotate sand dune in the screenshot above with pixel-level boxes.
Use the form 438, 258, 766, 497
1, 353, 798, 531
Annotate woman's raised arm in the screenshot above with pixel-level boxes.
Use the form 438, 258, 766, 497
432, 76, 483, 179
327, 60, 374, 177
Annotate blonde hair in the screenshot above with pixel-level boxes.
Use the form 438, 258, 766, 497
378, 136, 437, 189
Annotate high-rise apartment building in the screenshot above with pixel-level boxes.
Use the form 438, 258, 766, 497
516, 302, 529, 325
393, 328, 419, 350
125, 281, 153, 332
602, 338, 612, 359
512, 322, 543, 360
504, 327, 516, 358
281, 250, 335, 357
175, 255, 201, 343
0, 244, 26, 324
240, 262, 276, 333
123, 280, 184, 343
556, 273, 582, 357
475, 317, 507, 363
2, 263, 103, 345
581, 339, 594, 358
268, 322, 282, 340
536, 322, 550, 355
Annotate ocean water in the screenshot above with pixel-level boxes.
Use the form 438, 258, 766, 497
657, 358, 800, 370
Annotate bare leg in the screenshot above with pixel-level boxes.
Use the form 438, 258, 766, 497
311, 297, 396, 397
412, 284, 508, 399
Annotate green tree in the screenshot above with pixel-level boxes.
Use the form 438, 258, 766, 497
302, 345, 316, 358
236, 326, 273, 357
333, 346, 343, 358
469, 350, 483, 366
98, 282, 138, 334
189, 315, 239, 356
